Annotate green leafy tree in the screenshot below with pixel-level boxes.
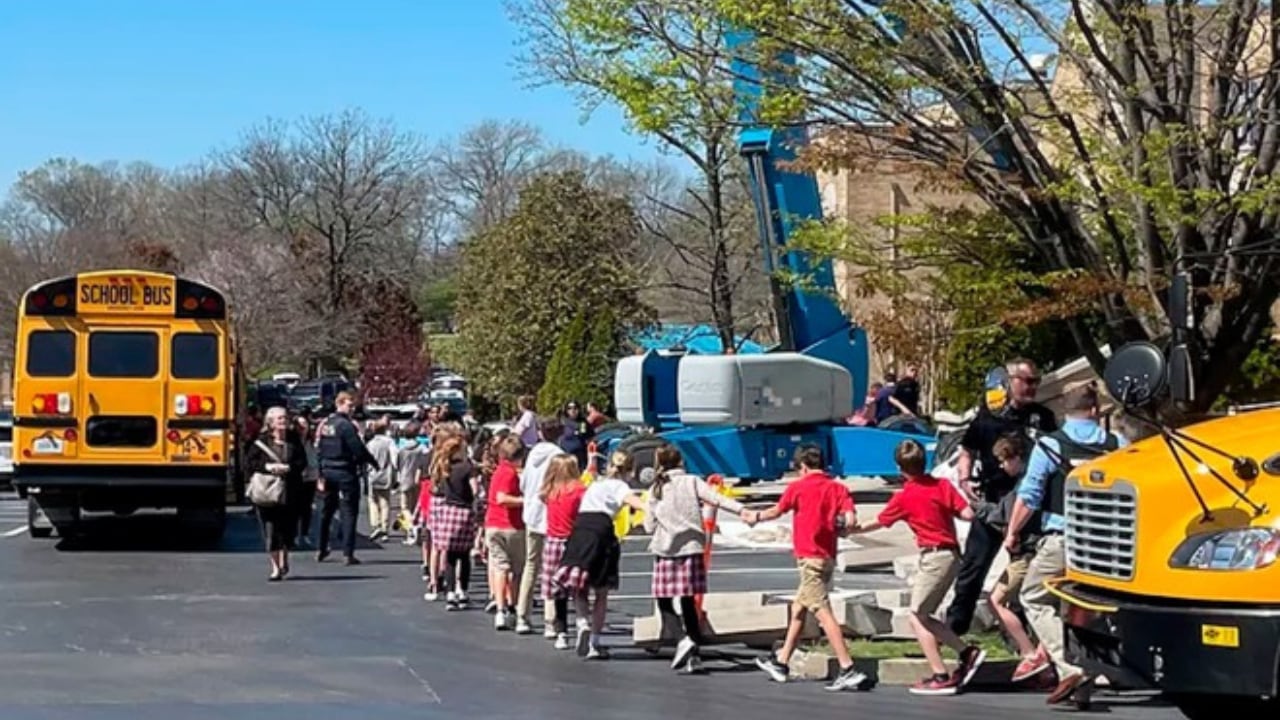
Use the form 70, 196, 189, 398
539, 309, 592, 411
655, 0, 1280, 412
512, 0, 770, 349
454, 171, 654, 413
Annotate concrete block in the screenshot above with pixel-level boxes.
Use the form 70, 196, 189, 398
892, 555, 918, 581
842, 600, 893, 637
877, 658, 933, 686
874, 589, 911, 609
789, 649, 838, 680
886, 607, 916, 640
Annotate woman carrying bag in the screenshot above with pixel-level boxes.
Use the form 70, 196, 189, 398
247, 406, 308, 581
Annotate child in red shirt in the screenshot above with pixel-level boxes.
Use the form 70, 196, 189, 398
540, 454, 586, 650
484, 435, 526, 631
854, 439, 984, 695
751, 445, 867, 692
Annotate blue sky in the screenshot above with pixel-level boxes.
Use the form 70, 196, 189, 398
0, 1, 660, 190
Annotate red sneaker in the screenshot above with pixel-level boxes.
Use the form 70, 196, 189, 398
909, 674, 959, 696
1012, 650, 1051, 683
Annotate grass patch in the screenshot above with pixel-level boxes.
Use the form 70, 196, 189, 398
810, 631, 1016, 661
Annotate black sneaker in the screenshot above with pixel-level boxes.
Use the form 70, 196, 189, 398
956, 645, 987, 688
825, 664, 869, 692
421, 564, 431, 581
755, 654, 789, 683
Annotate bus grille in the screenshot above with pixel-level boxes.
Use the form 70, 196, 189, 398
1065, 480, 1137, 580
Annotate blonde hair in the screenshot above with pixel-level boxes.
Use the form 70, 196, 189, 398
538, 454, 581, 502
606, 450, 633, 479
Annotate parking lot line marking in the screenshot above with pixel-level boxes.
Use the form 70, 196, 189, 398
620, 567, 797, 578
4, 525, 30, 537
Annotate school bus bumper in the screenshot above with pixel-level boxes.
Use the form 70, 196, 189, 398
1056, 579, 1280, 699
13, 464, 227, 490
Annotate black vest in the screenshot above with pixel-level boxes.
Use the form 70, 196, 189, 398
1042, 428, 1120, 516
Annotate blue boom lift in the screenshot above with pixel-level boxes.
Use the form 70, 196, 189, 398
609, 27, 936, 483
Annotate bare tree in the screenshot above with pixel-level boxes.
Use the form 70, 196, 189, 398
432, 120, 559, 235
218, 109, 432, 354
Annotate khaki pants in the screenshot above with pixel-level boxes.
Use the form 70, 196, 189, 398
400, 484, 419, 527
1021, 534, 1081, 677
794, 557, 835, 612
516, 530, 554, 623
368, 488, 392, 534
909, 548, 960, 615
486, 528, 526, 575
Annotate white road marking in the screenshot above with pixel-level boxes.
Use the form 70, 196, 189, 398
4, 525, 30, 537
608, 590, 793, 601
620, 567, 798, 578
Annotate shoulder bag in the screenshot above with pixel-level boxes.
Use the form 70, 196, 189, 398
248, 440, 288, 507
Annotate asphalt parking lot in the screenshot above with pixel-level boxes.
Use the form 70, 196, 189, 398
0, 492, 1182, 719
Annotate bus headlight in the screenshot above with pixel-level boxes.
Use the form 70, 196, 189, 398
1169, 528, 1280, 571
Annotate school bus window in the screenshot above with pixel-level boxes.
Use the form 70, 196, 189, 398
172, 333, 219, 379
88, 331, 158, 378
25, 330, 76, 377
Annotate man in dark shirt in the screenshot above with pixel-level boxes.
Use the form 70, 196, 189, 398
893, 363, 923, 416
946, 358, 1057, 635
315, 391, 380, 565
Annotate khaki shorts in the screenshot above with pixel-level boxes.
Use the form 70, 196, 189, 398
996, 554, 1032, 601
909, 548, 961, 615
485, 528, 526, 574
794, 557, 836, 612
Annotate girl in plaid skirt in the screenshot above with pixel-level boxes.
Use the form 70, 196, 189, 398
645, 444, 751, 673
540, 454, 586, 650
417, 423, 464, 601
428, 433, 479, 611
554, 451, 648, 659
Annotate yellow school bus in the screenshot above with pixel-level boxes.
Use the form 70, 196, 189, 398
11, 270, 241, 541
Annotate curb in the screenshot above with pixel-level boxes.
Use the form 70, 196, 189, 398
789, 650, 1028, 687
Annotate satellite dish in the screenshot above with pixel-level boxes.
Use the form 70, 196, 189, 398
1103, 342, 1168, 407
983, 366, 1011, 415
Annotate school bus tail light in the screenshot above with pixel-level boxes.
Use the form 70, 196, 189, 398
23, 277, 77, 317
175, 394, 216, 416
32, 392, 72, 415
175, 278, 226, 319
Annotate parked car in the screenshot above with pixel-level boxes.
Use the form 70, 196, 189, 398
0, 407, 13, 487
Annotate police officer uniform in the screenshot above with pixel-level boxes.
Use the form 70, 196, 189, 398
316, 409, 379, 564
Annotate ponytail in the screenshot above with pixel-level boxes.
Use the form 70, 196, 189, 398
651, 444, 683, 501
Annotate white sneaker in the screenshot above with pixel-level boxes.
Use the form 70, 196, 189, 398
516, 618, 533, 635
680, 655, 705, 674
554, 633, 571, 650
544, 625, 559, 640
494, 611, 509, 631
423, 591, 438, 602
574, 626, 591, 657
672, 637, 697, 670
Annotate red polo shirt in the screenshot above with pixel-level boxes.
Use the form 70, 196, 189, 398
876, 473, 968, 549
777, 471, 855, 560
484, 460, 524, 531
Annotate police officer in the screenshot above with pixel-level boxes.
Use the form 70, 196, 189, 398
315, 391, 379, 565
947, 357, 1057, 635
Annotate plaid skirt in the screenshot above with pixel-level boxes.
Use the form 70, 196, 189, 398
554, 512, 621, 593
542, 535, 569, 599
431, 502, 476, 554
652, 554, 708, 598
